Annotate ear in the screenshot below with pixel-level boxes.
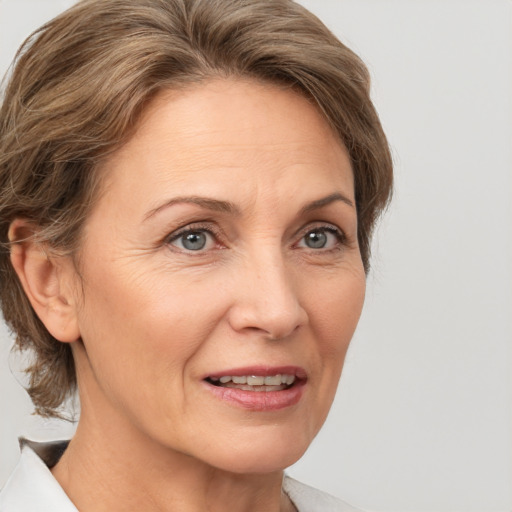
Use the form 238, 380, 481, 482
8, 219, 81, 343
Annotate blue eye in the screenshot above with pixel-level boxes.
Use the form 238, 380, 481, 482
169, 229, 214, 251
304, 230, 327, 248
299, 227, 342, 250
181, 232, 207, 250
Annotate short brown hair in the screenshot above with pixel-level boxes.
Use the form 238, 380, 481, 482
0, 0, 392, 417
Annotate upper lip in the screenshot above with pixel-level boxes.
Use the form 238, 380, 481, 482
204, 365, 307, 380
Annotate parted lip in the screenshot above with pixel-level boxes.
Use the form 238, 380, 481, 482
204, 365, 307, 380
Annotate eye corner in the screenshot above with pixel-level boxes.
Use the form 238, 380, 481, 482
165, 222, 225, 253
294, 223, 347, 252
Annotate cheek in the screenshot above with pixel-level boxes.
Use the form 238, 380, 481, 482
308, 269, 365, 353
75, 262, 227, 381
306, 268, 365, 404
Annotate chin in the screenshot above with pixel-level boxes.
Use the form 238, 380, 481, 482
195, 426, 314, 475
210, 449, 307, 476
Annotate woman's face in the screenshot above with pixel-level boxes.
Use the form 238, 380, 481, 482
69, 79, 366, 473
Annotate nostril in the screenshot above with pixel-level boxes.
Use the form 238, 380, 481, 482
226, 264, 308, 338
263, 322, 300, 341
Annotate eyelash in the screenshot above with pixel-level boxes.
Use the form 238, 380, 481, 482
296, 224, 346, 251
166, 222, 222, 252
165, 222, 346, 253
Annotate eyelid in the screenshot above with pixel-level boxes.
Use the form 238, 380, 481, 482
296, 221, 344, 238
163, 220, 347, 252
294, 222, 346, 249
165, 222, 224, 251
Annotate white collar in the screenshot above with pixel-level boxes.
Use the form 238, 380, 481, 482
0, 440, 362, 512
0, 440, 77, 511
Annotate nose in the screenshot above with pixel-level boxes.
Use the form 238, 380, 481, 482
226, 249, 308, 340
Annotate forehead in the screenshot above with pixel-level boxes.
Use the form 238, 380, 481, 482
95, 78, 354, 214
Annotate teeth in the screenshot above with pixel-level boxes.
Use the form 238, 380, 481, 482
247, 376, 265, 385
210, 374, 296, 387
285, 375, 295, 385
265, 375, 282, 385
223, 383, 287, 392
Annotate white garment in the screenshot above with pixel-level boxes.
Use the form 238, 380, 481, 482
282, 477, 364, 512
0, 440, 363, 511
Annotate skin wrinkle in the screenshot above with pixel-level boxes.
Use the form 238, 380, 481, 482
45, 78, 365, 512
143, 191, 354, 224
110, 190, 358, 271
0, 0, 392, 437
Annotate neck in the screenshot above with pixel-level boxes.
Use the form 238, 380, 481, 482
51, 412, 295, 512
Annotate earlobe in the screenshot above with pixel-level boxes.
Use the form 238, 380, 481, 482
8, 219, 81, 343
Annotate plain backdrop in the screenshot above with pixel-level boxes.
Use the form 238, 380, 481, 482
1, 1, 511, 511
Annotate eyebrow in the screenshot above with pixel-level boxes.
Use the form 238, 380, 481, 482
299, 192, 355, 214
144, 191, 354, 221
144, 196, 241, 221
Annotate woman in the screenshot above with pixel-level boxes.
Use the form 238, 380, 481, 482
0, 0, 392, 510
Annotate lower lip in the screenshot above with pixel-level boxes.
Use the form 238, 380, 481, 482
203, 380, 306, 411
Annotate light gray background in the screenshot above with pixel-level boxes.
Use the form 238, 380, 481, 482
1, 1, 511, 511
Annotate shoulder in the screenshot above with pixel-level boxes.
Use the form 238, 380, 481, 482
0, 439, 77, 512
283, 475, 366, 512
